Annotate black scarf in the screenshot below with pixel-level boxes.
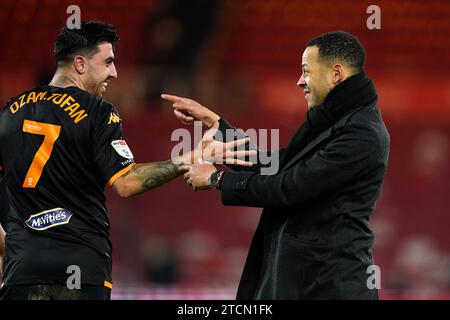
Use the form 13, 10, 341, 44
280, 72, 378, 167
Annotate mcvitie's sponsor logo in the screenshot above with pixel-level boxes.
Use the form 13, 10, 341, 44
25, 208, 73, 231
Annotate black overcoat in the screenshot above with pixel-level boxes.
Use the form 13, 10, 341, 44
219, 101, 390, 299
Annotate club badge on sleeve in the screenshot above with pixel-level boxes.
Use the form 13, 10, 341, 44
111, 140, 134, 159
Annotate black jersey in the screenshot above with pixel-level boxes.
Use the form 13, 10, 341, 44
0, 85, 135, 288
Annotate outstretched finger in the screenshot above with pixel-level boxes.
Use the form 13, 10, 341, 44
223, 158, 254, 166
161, 94, 188, 103
225, 137, 251, 150
225, 150, 257, 159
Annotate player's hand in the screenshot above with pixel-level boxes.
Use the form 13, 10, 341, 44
174, 122, 256, 166
197, 122, 256, 166
184, 163, 217, 191
161, 94, 220, 128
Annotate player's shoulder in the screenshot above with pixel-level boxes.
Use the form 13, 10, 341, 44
74, 93, 121, 129
52, 86, 118, 120
90, 95, 119, 120
62, 86, 109, 109
3, 86, 43, 109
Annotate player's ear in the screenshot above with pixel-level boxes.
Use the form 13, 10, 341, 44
73, 55, 86, 74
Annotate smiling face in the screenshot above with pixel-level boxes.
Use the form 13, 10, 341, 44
82, 42, 117, 97
297, 46, 335, 109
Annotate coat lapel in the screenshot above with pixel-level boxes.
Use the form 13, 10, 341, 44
280, 127, 334, 172
280, 106, 365, 172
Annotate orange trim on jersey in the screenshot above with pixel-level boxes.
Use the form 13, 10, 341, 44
104, 281, 113, 289
108, 163, 136, 186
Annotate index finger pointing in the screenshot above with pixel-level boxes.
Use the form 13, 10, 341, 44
161, 94, 186, 103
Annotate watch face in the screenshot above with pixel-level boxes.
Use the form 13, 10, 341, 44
210, 171, 221, 188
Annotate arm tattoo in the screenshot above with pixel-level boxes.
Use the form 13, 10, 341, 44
131, 160, 183, 191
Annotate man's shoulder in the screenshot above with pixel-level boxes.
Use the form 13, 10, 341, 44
3, 86, 43, 108
353, 104, 389, 137
341, 104, 390, 155
2, 85, 112, 109
84, 97, 121, 130
65, 87, 113, 109
90, 98, 119, 123
60, 87, 118, 121
338, 103, 388, 133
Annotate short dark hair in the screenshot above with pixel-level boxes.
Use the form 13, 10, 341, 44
306, 31, 365, 72
54, 21, 119, 66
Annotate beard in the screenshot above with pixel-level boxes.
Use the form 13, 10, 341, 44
93, 79, 108, 97
94, 86, 104, 97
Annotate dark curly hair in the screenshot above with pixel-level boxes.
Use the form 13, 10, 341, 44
54, 21, 119, 66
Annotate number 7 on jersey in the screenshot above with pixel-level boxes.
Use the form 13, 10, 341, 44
22, 120, 61, 188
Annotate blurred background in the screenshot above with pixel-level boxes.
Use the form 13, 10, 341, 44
0, 0, 449, 299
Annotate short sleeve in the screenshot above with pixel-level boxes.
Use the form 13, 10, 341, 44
90, 103, 135, 186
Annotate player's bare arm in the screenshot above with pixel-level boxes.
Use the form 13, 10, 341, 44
112, 160, 187, 198
112, 122, 255, 198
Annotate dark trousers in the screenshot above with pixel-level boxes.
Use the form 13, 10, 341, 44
0, 284, 111, 300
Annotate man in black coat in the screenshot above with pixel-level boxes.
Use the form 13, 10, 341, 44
162, 31, 390, 299
0, 106, 7, 278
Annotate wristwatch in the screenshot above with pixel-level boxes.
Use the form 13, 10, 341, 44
209, 170, 224, 189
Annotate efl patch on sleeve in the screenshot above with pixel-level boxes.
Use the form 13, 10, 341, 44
111, 140, 134, 159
